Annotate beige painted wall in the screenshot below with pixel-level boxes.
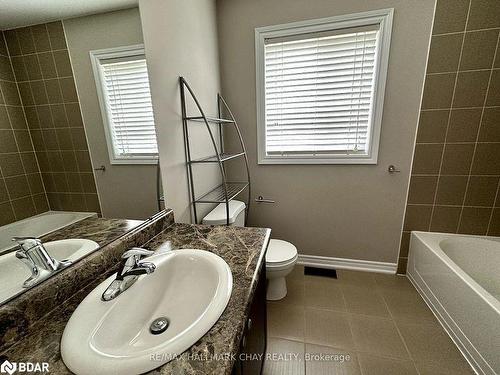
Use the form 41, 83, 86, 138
63, 8, 158, 220
217, 0, 435, 263
139, 0, 222, 223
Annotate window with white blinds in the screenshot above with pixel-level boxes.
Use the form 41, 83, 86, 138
91, 45, 158, 164
255, 10, 393, 164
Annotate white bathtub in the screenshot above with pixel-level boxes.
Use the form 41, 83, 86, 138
0, 211, 97, 254
408, 231, 500, 375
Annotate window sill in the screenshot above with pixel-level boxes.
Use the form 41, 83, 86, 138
257, 156, 378, 165
109, 158, 159, 165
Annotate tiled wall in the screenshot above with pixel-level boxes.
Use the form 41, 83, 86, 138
0, 32, 49, 226
2, 22, 100, 216
398, 0, 500, 273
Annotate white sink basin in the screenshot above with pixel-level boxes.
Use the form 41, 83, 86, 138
61, 249, 233, 375
0, 239, 99, 304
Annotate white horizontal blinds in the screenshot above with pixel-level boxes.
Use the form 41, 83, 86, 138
264, 26, 379, 156
101, 56, 158, 158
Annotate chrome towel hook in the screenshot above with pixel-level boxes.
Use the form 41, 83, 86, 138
388, 165, 401, 173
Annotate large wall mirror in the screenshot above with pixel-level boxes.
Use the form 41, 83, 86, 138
0, 7, 162, 305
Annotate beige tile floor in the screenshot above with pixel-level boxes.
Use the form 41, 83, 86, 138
263, 266, 475, 375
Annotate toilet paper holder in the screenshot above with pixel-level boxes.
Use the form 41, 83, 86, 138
255, 196, 275, 204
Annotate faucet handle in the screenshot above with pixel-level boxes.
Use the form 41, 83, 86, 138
122, 247, 154, 259
122, 247, 154, 268
12, 236, 42, 252
115, 247, 155, 282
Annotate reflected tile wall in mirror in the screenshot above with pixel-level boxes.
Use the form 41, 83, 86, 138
0, 31, 49, 225
1, 22, 101, 216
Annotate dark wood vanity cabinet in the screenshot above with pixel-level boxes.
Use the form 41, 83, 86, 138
233, 265, 267, 375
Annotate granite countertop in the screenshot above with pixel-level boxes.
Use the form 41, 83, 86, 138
2, 222, 270, 375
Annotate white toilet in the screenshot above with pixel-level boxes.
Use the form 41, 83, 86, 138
202, 200, 298, 301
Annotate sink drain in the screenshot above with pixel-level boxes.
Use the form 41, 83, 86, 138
150, 317, 169, 335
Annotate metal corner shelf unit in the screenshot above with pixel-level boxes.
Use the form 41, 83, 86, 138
180, 76, 251, 225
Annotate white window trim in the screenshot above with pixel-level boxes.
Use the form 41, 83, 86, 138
90, 44, 158, 165
255, 9, 394, 165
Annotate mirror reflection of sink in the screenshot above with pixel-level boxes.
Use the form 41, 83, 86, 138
61, 249, 233, 375
41, 238, 100, 261
0, 239, 99, 304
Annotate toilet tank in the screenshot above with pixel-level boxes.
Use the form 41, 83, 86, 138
202, 200, 246, 227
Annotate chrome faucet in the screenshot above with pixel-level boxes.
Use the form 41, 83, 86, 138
101, 247, 156, 301
13, 236, 72, 288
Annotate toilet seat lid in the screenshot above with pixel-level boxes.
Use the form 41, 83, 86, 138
266, 239, 298, 264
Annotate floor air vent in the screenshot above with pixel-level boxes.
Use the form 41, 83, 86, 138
304, 266, 337, 279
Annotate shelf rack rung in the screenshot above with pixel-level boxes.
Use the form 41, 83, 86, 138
195, 182, 249, 203
184, 116, 235, 124
190, 152, 245, 164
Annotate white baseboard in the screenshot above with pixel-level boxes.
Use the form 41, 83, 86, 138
297, 254, 397, 274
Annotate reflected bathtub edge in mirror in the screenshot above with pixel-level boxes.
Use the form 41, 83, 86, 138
0, 211, 97, 256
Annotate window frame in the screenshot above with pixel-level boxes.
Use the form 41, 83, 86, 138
254, 9, 394, 165
90, 44, 158, 165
